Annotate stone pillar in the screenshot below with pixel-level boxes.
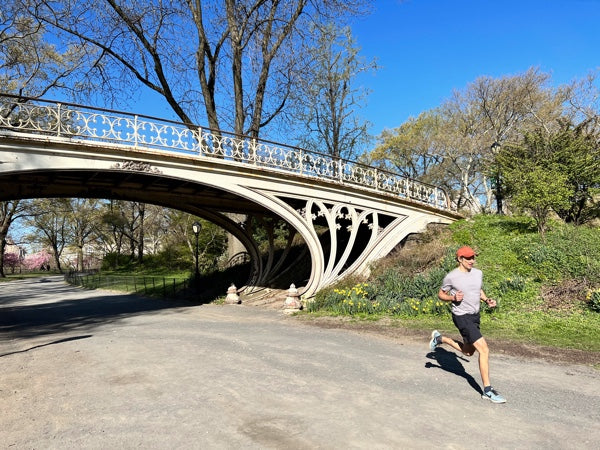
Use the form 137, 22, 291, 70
225, 284, 241, 304
283, 283, 302, 311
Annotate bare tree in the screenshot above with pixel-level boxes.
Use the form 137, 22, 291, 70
0, 1, 86, 97
102, 200, 147, 263
562, 69, 600, 126
293, 23, 376, 159
65, 198, 102, 271
0, 4, 89, 275
22, 0, 368, 137
444, 67, 563, 213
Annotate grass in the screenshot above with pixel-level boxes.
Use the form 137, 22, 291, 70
64, 261, 251, 303
0, 272, 56, 281
299, 310, 600, 353
306, 214, 600, 354
409, 312, 600, 352
66, 272, 194, 300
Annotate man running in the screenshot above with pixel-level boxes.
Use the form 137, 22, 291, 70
429, 246, 506, 403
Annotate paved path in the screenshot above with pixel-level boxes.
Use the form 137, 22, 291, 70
1, 276, 599, 449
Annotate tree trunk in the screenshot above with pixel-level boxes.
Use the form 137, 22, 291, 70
137, 203, 145, 263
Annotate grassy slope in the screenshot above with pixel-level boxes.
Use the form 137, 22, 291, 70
309, 214, 600, 353
447, 215, 600, 352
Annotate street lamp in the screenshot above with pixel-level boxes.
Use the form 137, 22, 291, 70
490, 142, 503, 215
192, 221, 202, 281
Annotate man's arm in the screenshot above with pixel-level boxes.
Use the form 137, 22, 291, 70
438, 288, 462, 302
480, 289, 496, 307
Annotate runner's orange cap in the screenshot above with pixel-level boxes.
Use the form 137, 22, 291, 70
456, 246, 476, 258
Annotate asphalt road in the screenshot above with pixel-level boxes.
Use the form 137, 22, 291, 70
1, 276, 599, 449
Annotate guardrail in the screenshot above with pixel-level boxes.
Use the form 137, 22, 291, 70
0, 93, 450, 210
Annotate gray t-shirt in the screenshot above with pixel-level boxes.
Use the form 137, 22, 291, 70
440, 267, 483, 315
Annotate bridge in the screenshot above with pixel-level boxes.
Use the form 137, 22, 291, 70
0, 94, 460, 298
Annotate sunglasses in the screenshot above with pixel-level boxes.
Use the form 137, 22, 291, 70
461, 256, 475, 260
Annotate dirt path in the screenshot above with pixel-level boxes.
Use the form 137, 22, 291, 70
1, 277, 599, 449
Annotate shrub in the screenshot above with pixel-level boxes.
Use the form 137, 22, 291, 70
308, 276, 450, 317
497, 275, 527, 295
3, 252, 21, 273
587, 289, 600, 313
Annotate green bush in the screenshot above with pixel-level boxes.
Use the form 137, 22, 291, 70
101, 252, 134, 270
497, 275, 527, 294
141, 250, 191, 271
587, 289, 600, 313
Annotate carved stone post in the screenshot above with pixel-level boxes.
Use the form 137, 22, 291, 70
283, 283, 302, 311
225, 284, 241, 304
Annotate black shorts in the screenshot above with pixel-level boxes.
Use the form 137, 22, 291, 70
452, 313, 483, 344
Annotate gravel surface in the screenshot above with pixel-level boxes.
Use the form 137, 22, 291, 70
1, 276, 599, 449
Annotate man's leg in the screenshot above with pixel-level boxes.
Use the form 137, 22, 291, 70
441, 336, 476, 356
473, 337, 506, 403
472, 337, 490, 387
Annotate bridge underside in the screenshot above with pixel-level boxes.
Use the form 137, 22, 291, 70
0, 135, 460, 298
0, 169, 271, 215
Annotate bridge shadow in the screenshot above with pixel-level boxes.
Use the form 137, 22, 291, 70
425, 348, 483, 394
0, 277, 190, 340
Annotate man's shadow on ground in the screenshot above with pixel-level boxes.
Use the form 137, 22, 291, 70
425, 348, 483, 394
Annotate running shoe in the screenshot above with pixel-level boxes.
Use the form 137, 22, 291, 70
429, 330, 441, 351
482, 387, 506, 404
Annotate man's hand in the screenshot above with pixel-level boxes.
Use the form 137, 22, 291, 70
486, 298, 497, 308
453, 290, 464, 302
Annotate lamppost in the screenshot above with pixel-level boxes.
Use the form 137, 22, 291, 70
192, 221, 202, 282
491, 142, 503, 215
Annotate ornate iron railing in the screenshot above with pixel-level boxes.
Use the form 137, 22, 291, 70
0, 94, 450, 210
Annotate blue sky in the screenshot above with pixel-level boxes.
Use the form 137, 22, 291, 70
128, 0, 600, 140
350, 0, 600, 136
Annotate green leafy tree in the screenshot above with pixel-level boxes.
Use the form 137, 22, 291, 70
498, 131, 571, 235
500, 119, 600, 232
366, 111, 447, 182
161, 210, 227, 272
507, 166, 570, 236
551, 119, 600, 224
